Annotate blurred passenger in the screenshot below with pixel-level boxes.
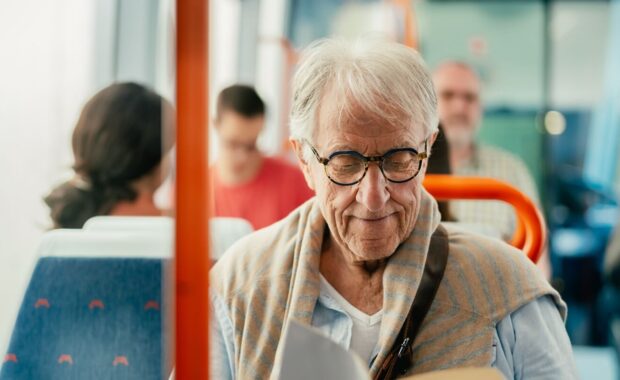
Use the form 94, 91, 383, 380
433, 62, 541, 241
212, 84, 314, 230
210, 38, 576, 379
433, 62, 551, 278
45, 82, 174, 228
426, 123, 456, 222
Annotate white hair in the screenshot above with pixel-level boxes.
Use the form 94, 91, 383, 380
290, 37, 438, 160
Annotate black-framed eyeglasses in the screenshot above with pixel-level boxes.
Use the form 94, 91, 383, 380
304, 139, 429, 186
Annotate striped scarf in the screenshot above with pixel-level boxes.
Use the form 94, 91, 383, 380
211, 189, 564, 379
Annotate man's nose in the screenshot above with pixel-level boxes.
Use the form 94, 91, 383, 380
355, 164, 390, 212
446, 96, 466, 113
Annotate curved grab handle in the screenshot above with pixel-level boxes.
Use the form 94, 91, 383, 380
423, 175, 545, 263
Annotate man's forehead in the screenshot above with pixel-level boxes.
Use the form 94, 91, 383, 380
218, 112, 262, 138
318, 109, 416, 140
318, 88, 411, 129
434, 65, 479, 90
316, 110, 423, 152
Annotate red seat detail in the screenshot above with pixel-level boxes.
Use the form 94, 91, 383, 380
113, 355, 129, 366
144, 300, 160, 311
88, 299, 105, 310
58, 354, 73, 365
34, 298, 50, 309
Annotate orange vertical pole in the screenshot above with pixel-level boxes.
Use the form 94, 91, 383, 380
175, 0, 209, 379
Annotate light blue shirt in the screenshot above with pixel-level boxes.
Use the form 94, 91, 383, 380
210, 292, 578, 379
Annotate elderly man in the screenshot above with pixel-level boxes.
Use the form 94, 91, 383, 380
210, 38, 576, 379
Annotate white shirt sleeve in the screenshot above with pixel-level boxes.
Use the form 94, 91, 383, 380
493, 295, 578, 380
210, 292, 236, 380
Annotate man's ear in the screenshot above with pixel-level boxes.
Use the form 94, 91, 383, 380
420, 131, 439, 174
290, 139, 316, 191
429, 130, 439, 149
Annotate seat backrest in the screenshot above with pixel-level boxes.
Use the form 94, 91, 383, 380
1, 231, 172, 379
210, 217, 254, 260
83, 216, 173, 234
82, 216, 253, 260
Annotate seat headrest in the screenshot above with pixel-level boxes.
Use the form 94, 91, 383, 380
83, 216, 173, 232
38, 229, 172, 259
82, 216, 254, 260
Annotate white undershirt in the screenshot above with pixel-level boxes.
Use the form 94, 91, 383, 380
319, 275, 383, 363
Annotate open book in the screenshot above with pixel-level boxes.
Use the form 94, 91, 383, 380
277, 320, 505, 380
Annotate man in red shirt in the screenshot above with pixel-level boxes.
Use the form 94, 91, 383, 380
212, 85, 314, 230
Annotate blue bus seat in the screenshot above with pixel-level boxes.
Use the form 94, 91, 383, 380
0, 230, 172, 380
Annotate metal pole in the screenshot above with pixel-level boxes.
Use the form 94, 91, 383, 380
175, 0, 209, 378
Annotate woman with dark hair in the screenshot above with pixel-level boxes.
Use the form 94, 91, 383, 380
426, 123, 457, 222
45, 82, 175, 228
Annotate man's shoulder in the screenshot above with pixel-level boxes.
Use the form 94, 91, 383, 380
475, 144, 539, 200
438, 224, 562, 321
263, 156, 303, 176
477, 145, 527, 169
262, 156, 313, 198
444, 224, 532, 272
477, 144, 518, 160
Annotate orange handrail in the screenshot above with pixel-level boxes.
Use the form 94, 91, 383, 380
175, 0, 209, 379
423, 175, 546, 263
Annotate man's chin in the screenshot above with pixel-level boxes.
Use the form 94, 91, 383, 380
444, 131, 475, 150
351, 240, 399, 261
448, 138, 473, 150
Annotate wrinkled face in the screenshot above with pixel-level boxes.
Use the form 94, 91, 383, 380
215, 111, 264, 174
433, 65, 482, 149
298, 91, 430, 263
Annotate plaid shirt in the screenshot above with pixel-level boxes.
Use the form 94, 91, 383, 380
452, 144, 541, 241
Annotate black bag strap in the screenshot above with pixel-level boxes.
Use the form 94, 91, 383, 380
374, 224, 450, 380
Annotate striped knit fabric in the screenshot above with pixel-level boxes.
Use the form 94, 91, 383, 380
211, 188, 565, 379
452, 144, 541, 241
